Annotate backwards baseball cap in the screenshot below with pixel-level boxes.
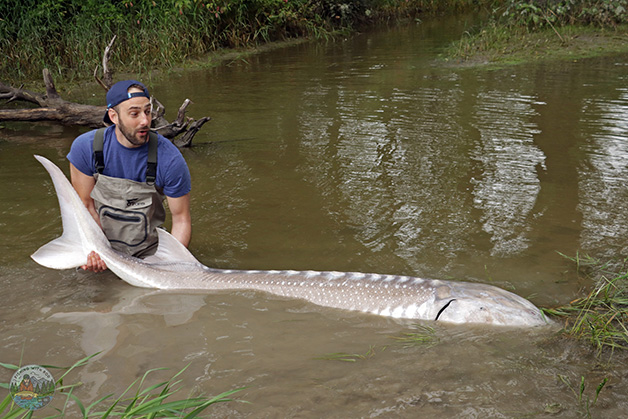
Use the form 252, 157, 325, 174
103, 80, 151, 124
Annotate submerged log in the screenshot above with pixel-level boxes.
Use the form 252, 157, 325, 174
0, 37, 209, 147
0, 69, 105, 126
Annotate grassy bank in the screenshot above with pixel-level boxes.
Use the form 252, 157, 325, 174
444, 22, 628, 66
4, 2, 628, 82
443, 0, 628, 66
545, 254, 628, 357
0, 0, 481, 84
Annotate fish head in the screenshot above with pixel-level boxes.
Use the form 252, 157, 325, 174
435, 284, 550, 327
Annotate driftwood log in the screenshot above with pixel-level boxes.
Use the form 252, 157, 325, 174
0, 36, 209, 147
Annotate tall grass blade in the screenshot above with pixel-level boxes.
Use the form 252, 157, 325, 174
0, 362, 19, 370
0, 393, 14, 414
550, 254, 628, 356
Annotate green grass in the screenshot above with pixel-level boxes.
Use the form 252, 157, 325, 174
442, 0, 628, 67
557, 375, 608, 418
314, 323, 438, 362
388, 324, 439, 348
0, 353, 244, 418
544, 254, 628, 357
443, 21, 628, 67
314, 345, 380, 362
0, 0, 332, 82
1, 0, 488, 83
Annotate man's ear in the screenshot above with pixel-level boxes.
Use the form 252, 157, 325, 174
108, 107, 118, 125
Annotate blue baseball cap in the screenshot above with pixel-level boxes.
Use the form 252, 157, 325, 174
103, 80, 150, 124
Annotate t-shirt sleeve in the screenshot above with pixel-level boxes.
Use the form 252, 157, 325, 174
66, 131, 95, 175
158, 140, 192, 198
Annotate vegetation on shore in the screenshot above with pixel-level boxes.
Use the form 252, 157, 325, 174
4, 1, 627, 82
545, 253, 628, 357
0, 0, 479, 84
0, 353, 243, 418
445, 0, 628, 66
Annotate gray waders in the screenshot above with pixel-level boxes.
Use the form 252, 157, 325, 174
90, 128, 166, 258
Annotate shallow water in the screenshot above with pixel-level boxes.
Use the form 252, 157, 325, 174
2, 16, 628, 417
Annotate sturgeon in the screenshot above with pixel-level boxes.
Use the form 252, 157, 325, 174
31, 155, 549, 327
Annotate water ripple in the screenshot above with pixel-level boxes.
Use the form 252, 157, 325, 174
470, 91, 546, 256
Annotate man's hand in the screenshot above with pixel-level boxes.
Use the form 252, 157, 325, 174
81, 251, 107, 272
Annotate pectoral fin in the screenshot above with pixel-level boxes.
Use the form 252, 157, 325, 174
31, 236, 87, 269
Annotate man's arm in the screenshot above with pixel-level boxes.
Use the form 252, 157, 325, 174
70, 163, 107, 272
166, 193, 192, 247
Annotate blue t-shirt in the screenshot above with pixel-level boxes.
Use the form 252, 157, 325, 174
67, 126, 191, 198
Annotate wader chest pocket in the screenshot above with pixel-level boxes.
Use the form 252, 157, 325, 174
99, 205, 149, 248
90, 171, 166, 257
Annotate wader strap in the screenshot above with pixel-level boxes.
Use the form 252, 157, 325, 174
93, 127, 106, 174
146, 131, 158, 185
92, 128, 158, 184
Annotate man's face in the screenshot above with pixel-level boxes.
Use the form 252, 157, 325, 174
108, 87, 152, 147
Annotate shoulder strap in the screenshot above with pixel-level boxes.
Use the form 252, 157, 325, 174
93, 128, 158, 184
145, 131, 158, 185
93, 127, 107, 174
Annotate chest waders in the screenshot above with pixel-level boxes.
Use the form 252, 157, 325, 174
90, 128, 166, 258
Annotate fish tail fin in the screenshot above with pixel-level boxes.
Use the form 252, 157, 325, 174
30, 155, 99, 269
31, 236, 87, 269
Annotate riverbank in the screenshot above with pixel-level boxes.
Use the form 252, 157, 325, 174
0, 0, 480, 85
545, 254, 628, 358
442, 23, 628, 68
6, 1, 628, 86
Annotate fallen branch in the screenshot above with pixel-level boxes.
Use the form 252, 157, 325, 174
172, 116, 212, 148
0, 36, 210, 147
0, 72, 105, 126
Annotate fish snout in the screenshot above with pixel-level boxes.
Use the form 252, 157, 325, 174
435, 298, 548, 327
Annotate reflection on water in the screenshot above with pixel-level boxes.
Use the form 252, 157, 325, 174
298, 83, 477, 275
579, 86, 628, 257
47, 287, 207, 401
471, 91, 546, 256
2, 17, 628, 418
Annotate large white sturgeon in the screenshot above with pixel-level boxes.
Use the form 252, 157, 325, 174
31, 155, 549, 327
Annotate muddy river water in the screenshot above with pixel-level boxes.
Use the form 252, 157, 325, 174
1, 16, 628, 417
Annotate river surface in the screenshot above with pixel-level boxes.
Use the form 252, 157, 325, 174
2, 16, 628, 417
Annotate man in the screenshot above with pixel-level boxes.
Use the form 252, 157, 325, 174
19, 374, 34, 394
67, 80, 192, 272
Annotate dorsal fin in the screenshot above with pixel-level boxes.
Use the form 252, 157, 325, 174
142, 228, 200, 264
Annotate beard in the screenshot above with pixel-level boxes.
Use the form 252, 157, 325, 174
117, 117, 149, 146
